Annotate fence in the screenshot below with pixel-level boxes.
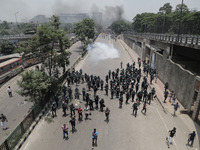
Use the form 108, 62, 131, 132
0, 101, 45, 150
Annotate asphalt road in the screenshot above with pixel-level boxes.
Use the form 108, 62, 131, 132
0, 41, 82, 144
20, 37, 199, 150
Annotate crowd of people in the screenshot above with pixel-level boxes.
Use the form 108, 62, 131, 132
47, 58, 197, 148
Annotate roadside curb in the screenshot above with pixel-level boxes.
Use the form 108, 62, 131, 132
15, 47, 89, 150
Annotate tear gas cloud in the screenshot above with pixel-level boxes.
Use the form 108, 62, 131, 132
87, 42, 120, 64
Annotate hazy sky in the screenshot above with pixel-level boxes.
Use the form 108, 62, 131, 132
0, 0, 200, 22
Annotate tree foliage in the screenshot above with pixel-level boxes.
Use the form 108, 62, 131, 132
159, 3, 172, 14
0, 40, 15, 54
74, 18, 96, 50
17, 15, 71, 104
131, 3, 200, 34
109, 20, 131, 34
17, 70, 51, 104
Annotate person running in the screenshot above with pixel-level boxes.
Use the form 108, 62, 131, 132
92, 128, 98, 148
166, 127, 176, 148
0, 114, 8, 130
105, 107, 110, 121
187, 131, 196, 147
62, 124, 68, 140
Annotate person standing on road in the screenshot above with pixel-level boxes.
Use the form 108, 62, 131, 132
69, 115, 76, 133
70, 103, 75, 117
84, 104, 90, 120
62, 101, 67, 117
62, 124, 68, 140
132, 101, 139, 117
105, 107, 110, 121
0, 114, 8, 130
92, 128, 98, 148
187, 131, 196, 147
8, 86, 12, 98
166, 127, 176, 148
78, 106, 83, 121
51, 102, 57, 118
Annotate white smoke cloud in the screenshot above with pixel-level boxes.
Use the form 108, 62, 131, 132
88, 42, 120, 64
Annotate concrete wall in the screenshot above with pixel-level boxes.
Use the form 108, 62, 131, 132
124, 36, 143, 59
155, 50, 196, 109
123, 34, 198, 109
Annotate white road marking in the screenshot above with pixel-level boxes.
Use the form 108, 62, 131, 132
156, 108, 179, 150
156, 108, 168, 131
23, 141, 29, 150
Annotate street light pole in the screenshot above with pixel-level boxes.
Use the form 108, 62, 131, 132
15, 11, 19, 25
177, 0, 184, 42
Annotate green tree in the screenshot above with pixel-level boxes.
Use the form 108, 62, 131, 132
175, 3, 189, 13
109, 20, 131, 34
74, 18, 96, 50
28, 15, 71, 77
0, 40, 15, 54
17, 70, 51, 105
17, 15, 71, 105
159, 3, 172, 14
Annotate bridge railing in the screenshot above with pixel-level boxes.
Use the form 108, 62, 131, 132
0, 34, 33, 40
124, 32, 200, 46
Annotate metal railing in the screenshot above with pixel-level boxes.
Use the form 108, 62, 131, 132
0, 35, 33, 40
124, 32, 200, 46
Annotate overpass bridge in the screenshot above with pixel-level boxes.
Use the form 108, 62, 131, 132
122, 32, 200, 121
124, 32, 200, 49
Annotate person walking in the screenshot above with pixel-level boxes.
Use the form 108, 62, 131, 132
8, 86, 12, 98
173, 102, 179, 116
105, 107, 110, 121
92, 128, 98, 148
187, 131, 196, 147
62, 124, 68, 140
141, 102, 147, 114
0, 114, 8, 130
164, 90, 169, 103
166, 127, 176, 148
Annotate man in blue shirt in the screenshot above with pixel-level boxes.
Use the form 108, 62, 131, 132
92, 128, 98, 148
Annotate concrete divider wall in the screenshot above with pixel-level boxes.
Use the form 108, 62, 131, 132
155, 51, 196, 109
